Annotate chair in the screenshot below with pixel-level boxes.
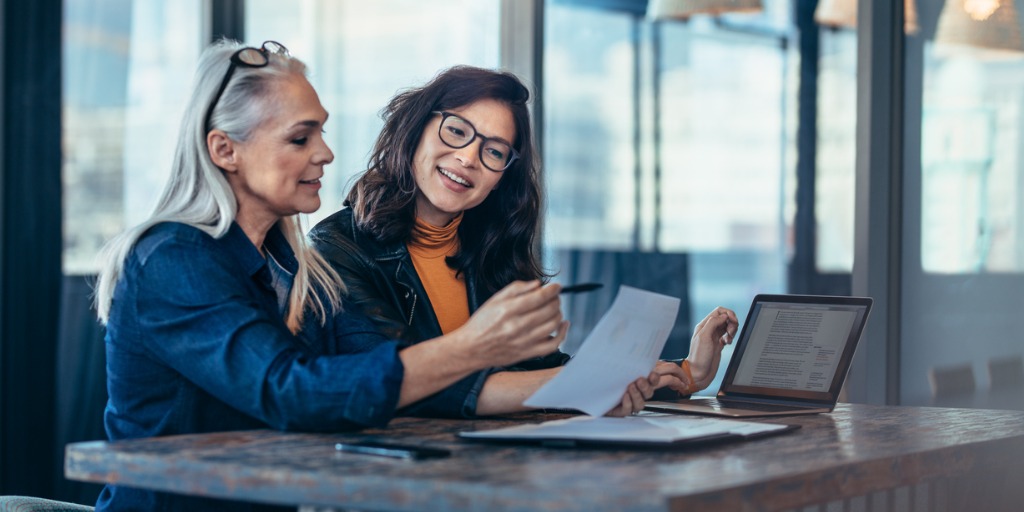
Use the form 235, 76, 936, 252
988, 355, 1024, 390
928, 363, 976, 399
0, 496, 93, 511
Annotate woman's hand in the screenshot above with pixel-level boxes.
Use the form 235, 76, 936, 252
685, 306, 739, 388
652, 360, 695, 394
604, 372, 658, 417
452, 280, 568, 369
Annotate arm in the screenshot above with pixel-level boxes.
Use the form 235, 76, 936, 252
397, 281, 569, 408
129, 232, 403, 431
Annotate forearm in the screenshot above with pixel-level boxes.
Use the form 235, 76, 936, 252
475, 367, 560, 416
397, 333, 485, 408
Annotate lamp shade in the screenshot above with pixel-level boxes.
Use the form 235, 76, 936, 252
935, 0, 1024, 52
647, 0, 763, 20
814, 0, 920, 34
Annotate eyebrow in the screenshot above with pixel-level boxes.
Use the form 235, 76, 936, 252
290, 119, 324, 131
454, 113, 514, 146
475, 123, 514, 147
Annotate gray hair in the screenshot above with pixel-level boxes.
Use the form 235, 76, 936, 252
95, 39, 343, 333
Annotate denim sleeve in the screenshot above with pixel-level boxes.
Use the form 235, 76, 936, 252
397, 367, 495, 418
127, 234, 404, 431
321, 300, 493, 419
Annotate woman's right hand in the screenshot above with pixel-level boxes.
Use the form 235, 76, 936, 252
453, 280, 567, 369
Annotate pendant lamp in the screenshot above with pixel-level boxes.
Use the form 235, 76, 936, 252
647, 0, 763, 20
935, 0, 1024, 52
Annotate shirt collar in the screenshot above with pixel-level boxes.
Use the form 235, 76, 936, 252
225, 221, 299, 277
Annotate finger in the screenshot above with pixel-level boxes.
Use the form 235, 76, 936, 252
528, 320, 568, 358
626, 382, 645, 413
490, 280, 540, 300
653, 360, 687, 378
657, 374, 687, 391
637, 375, 655, 400
503, 284, 562, 319
608, 393, 631, 417
519, 311, 566, 345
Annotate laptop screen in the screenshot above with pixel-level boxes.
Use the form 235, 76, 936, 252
717, 295, 873, 405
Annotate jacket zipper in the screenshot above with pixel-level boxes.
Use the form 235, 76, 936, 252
407, 292, 416, 326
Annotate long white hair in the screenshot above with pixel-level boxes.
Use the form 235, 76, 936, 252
95, 39, 343, 333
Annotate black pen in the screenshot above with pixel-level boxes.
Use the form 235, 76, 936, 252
560, 283, 603, 294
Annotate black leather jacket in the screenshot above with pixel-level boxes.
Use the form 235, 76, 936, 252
310, 207, 467, 345
309, 208, 569, 370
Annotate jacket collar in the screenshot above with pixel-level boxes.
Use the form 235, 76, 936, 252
224, 221, 298, 278
340, 208, 484, 312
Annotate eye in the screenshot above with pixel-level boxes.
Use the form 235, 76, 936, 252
484, 146, 506, 161
445, 125, 468, 139
291, 136, 309, 146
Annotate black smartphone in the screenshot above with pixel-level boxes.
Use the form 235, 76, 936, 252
334, 440, 451, 461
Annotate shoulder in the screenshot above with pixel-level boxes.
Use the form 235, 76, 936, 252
131, 222, 217, 264
309, 208, 357, 246
126, 222, 254, 292
310, 208, 394, 260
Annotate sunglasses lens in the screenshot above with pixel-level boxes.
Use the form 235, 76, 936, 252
236, 48, 268, 66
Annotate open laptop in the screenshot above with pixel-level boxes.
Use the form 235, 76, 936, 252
646, 294, 873, 418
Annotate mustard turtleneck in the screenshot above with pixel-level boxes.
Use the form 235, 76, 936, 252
408, 213, 469, 334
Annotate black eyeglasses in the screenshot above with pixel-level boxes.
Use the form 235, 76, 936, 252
432, 111, 519, 172
204, 41, 289, 133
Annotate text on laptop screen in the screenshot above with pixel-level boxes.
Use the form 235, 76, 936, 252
732, 303, 857, 390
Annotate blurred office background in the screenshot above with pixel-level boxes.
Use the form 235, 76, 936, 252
3, 0, 1024, 503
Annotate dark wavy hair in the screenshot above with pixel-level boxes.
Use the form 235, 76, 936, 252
346, 65, 547, 294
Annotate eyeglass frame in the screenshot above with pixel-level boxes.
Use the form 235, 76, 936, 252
203, 41, 289, 133
431, 111, 520, 172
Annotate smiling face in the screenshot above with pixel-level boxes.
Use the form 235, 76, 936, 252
224, 73, 334, 232
412, 98, 513, 227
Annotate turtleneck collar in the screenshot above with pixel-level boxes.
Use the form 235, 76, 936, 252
408, 212, 463, 257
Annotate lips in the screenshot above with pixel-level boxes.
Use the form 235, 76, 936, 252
438, 167, 472, 188
299, 178, 321, 185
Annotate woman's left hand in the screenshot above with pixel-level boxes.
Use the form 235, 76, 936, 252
604, 371, 658, 417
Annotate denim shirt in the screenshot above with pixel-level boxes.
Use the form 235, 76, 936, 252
98, 221, 404, 512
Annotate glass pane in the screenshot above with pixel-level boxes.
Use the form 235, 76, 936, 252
816, 29, 858, 273
901, 0, 1024, 410
543, 1, 799, 386
920, 52, 1024, 274
63, 0, 203, 274
542, 5, 636, 250
245, 0, 502, 229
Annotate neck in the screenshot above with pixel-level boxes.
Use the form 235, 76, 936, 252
415, 195, 458, 227
235, 211, 280, 255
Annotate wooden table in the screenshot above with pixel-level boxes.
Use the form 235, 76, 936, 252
64, 404, 1024, 511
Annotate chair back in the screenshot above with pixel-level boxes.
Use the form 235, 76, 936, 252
0, 496, 94, 511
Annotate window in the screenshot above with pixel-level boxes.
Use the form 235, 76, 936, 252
245, 0, 502, 229
63, 0, 203, 274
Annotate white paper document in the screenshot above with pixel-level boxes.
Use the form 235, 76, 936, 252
459, 413, 792, 444
523, 285, 680, 416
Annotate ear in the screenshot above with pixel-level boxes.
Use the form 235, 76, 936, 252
207, 130, 239, 172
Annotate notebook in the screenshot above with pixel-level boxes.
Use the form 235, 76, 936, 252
646, 294, 873, 418
458, 413, 799, 448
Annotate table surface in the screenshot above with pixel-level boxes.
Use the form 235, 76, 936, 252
65, 403, 1024, 511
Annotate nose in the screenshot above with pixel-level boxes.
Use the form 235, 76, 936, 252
453, 137, 482, 168
316, 137, 335, 165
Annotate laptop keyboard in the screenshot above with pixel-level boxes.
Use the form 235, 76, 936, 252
705, 399, 814, 412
